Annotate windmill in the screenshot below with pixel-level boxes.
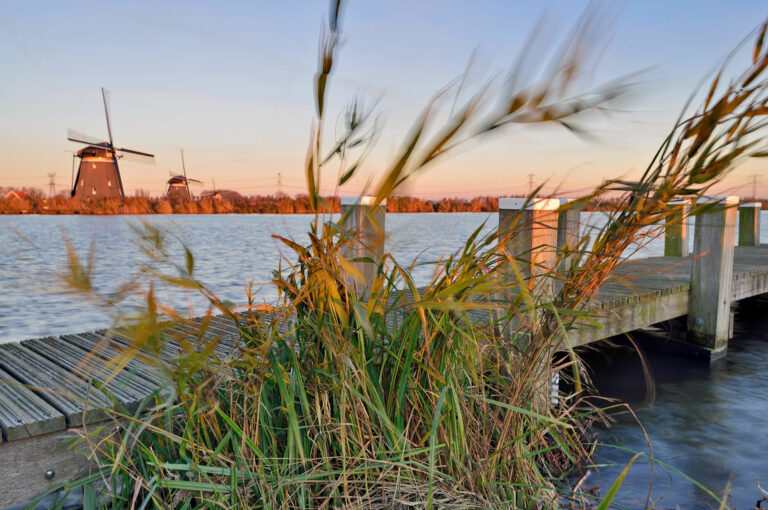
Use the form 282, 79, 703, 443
68, 88, 155, 199
166, 149, 202, 200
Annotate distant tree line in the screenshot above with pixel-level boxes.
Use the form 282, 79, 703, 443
5, 186, 757, 215
0, 187, 508, 214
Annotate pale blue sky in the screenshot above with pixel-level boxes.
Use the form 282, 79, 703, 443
1, 1, 766, 197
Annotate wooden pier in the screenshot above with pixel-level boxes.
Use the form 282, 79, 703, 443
0, 197, 766, 506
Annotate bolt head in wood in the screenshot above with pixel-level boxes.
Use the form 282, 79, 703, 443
44, 469, 55, 479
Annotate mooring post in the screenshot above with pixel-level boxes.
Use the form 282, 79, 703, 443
687, 196, 739, 358
738, 202, 761, 246
498, 197, 561, 411
340, 196, 386, 296
664, 198, 691, 257
498, 197, 560, 295
556, 198, 582, 271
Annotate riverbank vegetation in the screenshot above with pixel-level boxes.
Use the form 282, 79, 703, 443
38, 5, 768, 509
12, 190, 749, 216
0, 191, 505, 215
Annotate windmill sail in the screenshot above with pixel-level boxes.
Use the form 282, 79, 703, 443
117, 147, 156, 164
66, 128, 108, 147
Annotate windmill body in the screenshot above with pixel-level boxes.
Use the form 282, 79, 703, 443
166, 149, 201, 201
68, 88, 154, 200
166, 175, 192, 200
72, 145, 124, 199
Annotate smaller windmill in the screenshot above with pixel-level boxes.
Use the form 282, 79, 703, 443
68, 88, 155, 199
166, 149, 202, 200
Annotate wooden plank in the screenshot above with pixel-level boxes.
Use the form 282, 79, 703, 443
164, 322, 243, 359
22, 337, 158, 413
60, 333, 165, 386
105, 329, 186, 363
732, 270, 768, 301
0, 367, 65, 442
0, 343, 110, 427
566, 289, 690, 348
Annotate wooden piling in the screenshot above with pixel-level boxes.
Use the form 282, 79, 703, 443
498, 197, 560, 411
687, 196, 739, 357
556, 198, 582, 270
340, 196, 386, 296
664, 199, 691, 257
738, 202, 761, 246
498, 197, 560, 294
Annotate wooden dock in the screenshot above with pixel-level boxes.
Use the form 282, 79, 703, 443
1, 197, 766, 506
569, 245, 768, 346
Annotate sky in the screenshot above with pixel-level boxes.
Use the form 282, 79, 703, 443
0, 0, 766, 199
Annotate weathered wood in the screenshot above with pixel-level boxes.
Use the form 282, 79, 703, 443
687, 196, 738, 357
106, 329, 184, 363
163, 322, 242, 359
340, 196, 386, 296
664, 199, 690, 257
60, 333, 164, 386
498, 197, 560, 295
0, 367, 65, 442
738, 202, 761, 246
22, 337, 158, 412
498, 197, 562, 411
0, 343, 110, 427
0, 428, 97, 507
566, 285, 690, 348
556, 198, 582, 270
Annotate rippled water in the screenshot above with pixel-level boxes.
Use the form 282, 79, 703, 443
584, 309, 768, 509
0, 213, 501, 342
1, 211, 767, 508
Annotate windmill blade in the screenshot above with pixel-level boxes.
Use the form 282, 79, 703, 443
116, 147, 155, 164
180, 149, 187, 179
101, 88, 114, 146
117, 147, 154, 157
67, 128, 107, 146
187, 178, 203, 184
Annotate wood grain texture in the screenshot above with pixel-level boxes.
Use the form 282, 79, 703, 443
0, 368, 65, 442
22, 337, 158, 412
0, 343, 110, 427
0, 428, 99, 508
687, 204, 737, 351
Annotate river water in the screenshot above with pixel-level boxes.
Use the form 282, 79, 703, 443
1, 212, 766, 508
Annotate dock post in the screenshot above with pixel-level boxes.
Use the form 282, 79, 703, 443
498, 197, 561, 295
687, 196, 739, 358
738, 202, 761, 246
498, 197, 561, 410
340, 196, 386, 296
556, 198, 582, 270
664, 199, 691, 257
